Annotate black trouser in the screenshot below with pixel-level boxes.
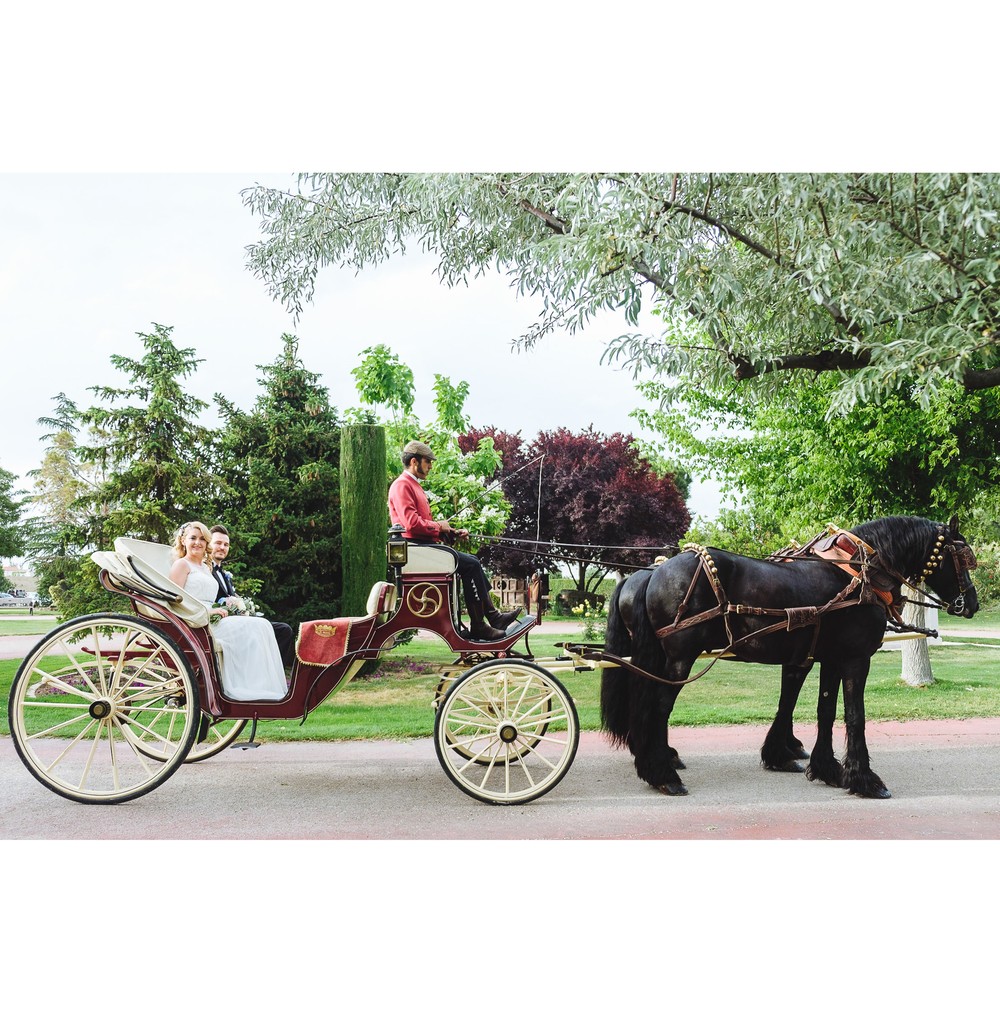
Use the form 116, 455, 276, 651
454, 551, 493, 610
271, 621, 294, 667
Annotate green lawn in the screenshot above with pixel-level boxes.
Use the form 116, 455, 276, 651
3, 624, 997, 741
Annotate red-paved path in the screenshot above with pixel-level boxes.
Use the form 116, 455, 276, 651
3, 720, 999, 840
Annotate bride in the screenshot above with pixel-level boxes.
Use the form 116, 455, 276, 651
168, 521, 288, 701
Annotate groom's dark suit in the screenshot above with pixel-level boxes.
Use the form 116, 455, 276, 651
211, 563, 236, 602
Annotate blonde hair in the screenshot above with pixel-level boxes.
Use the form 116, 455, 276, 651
172, 520, 212, 560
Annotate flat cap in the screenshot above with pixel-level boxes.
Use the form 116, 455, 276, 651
402, 440, 435, 461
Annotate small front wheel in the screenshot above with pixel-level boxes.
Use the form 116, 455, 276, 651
8, 613, 200, 804
434, 658, 579, 805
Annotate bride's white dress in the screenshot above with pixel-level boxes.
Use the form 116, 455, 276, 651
181, 560, 288, 701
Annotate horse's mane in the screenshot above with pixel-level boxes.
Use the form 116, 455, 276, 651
849, 515, 938, 575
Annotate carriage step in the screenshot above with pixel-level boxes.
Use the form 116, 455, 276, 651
230, 717, 260, 750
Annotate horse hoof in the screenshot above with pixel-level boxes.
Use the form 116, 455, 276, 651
865, 786, 891, 799
656, 782, 688, 796
780, 760, 804, 773
790, 746, 810, 760
671, 757, 686, 770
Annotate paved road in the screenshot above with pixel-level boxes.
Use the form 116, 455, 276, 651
4, 719, 999, 840
4, 620, 999, 839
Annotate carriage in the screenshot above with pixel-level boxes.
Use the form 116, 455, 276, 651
7, 515, 981, 808
7, 531, 594, 806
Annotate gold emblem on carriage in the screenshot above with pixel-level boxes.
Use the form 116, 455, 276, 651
407, 583, 443, 617
314, 624, 338, 637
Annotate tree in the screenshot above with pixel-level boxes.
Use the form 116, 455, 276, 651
346, 344, 512, 544
22, 396, 119, 614
340, 423, 387, 617
75, 324, 215, 546
243, 173, 1000, 412
0, 464, 23, 592
635, 376, 1000, 537
211, 334, 342, 624
638, 376, 1000, 686
19, 331, 214, 620
459, 426, 690, 596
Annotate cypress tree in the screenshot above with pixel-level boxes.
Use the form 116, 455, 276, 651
340, 424, 388, 616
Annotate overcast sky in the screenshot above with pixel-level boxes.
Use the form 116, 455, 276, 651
0, 172, 726, 517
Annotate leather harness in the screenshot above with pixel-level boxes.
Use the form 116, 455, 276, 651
606, 524, 961, 688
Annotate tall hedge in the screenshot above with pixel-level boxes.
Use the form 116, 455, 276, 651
340, 424, 388, 616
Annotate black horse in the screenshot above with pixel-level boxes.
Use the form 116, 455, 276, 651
602, 516, 979, 799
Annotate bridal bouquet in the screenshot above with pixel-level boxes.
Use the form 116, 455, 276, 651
210, 596, 261, 622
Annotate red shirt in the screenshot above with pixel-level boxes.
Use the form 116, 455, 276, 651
388, 471, 441, 541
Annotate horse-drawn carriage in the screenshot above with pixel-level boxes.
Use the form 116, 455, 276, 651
7, 532, 587, 806
7, 515, 981, 808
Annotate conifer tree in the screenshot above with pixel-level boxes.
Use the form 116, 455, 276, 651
340, 423, 387, 617
212, 334, 342, 623
75, 323, 214, 545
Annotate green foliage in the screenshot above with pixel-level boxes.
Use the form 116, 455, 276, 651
18, 330, 217, 622
36, 553, 124, 620
74, 324, 215, 546
0, 464, 23, 589
340, 424, 388, 616
348, 344, 512, 546
350, 344, 414, 425
420, 435, 509, 543
243, 173, 1000, 411
965, 542, 1000, 607
211, 334, 342, 623
683, 508, 790, 558
638, 373, 1000, 545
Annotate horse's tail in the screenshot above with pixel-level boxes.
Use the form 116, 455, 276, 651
605, 575, 632, 659
601, 576, 633, 747
627, 571, 667, 684
601, 569, 670, 749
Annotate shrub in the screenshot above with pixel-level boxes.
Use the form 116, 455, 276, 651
970, 541, 1000, 607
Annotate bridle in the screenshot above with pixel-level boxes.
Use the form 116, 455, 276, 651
915, 526, 978, 616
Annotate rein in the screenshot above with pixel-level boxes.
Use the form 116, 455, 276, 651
475, 533, 679, 575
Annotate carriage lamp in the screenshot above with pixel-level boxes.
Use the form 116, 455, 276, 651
387, 540, 409, 566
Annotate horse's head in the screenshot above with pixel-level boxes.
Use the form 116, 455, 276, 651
922, 515, 980, 618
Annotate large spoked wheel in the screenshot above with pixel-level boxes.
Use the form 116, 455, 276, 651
434, 658, 579, 805
8, 613, 200, 804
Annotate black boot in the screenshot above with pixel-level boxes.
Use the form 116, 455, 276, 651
467, 601, 506, 641
487, 607, 521, 631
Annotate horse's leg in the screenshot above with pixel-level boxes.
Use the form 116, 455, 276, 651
840, 662, 891, 799
630, 667, 689, 796
806, 662, 843, 787
761, 662, 812, 772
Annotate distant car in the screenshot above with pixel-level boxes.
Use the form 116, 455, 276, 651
0, 592, 21, 607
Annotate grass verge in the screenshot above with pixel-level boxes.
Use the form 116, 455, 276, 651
2, 631, 997, 742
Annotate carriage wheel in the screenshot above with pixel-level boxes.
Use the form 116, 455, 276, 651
434, 670, 552, 765
131, 714, 249, 763
8, 613, 200, 804
434, 658, 579, 805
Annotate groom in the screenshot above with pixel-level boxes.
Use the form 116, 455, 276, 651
208, 525, 295, 667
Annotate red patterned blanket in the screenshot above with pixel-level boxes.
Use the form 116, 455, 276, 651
296, 616, 376, 667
